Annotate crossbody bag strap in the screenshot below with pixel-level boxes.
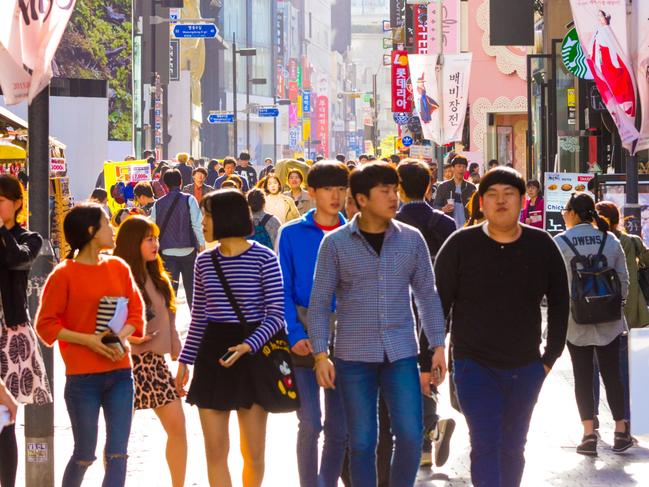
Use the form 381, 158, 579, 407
210, 251, 248, 326
158, 192, 181, 237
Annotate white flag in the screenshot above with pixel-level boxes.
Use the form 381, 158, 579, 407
0, 0, 76, 105
408, 54, 442, 144
441, 53, 472, 145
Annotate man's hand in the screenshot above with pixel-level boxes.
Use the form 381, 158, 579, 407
314, 353, 336, 389
420, 371, 431, 397
442, 203, 454, 214
175, 363, 189, 396
431, 347, 447, 386
291, 339, 313, 356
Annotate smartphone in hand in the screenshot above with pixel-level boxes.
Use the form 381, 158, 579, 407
101, 333, 125, 354
219, 350, 239, 366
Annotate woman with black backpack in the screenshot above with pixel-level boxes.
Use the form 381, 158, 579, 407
554, 193, 631, 456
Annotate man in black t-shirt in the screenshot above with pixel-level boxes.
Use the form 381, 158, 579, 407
235, 151, 258, 188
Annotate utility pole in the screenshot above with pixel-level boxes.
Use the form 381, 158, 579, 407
435, 0, 445, 181
372, 73, 379, 156
25, 87, 55, 486
246, 57, 251, 152
232, 32, 238, 156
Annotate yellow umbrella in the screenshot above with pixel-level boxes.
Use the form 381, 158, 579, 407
0, 139, 26, 160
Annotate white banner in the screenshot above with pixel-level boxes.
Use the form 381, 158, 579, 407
634, 0, 649, 152
441, 53, 472, 144
0, 0, 76, 105
569, 0, 638, 151
408, 54, 441, 144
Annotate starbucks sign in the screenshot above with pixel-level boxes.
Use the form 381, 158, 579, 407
561, 28, 593, 80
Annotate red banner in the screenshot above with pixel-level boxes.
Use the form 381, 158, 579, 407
276, 64, 285, 98
316, 96, 329, 157
288, 81, 298, 102
301, 55, 311, 89
391, 50, 412, 112
288, 58, 298, 80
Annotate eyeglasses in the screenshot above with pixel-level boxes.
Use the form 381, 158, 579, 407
561, 208, 571, 215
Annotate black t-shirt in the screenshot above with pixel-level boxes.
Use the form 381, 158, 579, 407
235, 165, 258, 188
360, 230, 385, 255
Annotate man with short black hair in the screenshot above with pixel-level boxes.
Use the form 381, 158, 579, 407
236, 151, 258, 188
389, 154, 401, 166
435, 167, 569, 487
133, 181, 156, 215
309, 162, 447, 487
259, 157, 274, 179
433, 155, 476, 229
335, 153, 346, 163
151, 168, 205, 309
214, 157, 249, 191
358, 154, 369, 164
183, 167, 214, 202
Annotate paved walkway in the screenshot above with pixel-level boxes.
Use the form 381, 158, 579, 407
14, 294, 649, 485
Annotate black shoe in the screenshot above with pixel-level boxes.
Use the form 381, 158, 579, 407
612, 432, 633, 453
576, 434, 598, 456
433, 418, 456, 467
593, 416, 600, 438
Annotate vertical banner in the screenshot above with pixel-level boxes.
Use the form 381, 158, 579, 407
316, 96, 329, 157
634, 0, 649, 152
408, 54, 441, 144
276, 64, 285, 98
427, 0, 460, 54
569, 0, 638, 151
442, 53, 472, 144
391, 50, 412, 113
414, 5, 429, 54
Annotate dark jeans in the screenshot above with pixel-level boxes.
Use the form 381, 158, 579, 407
567, 336, 625, 422
162, 251, 196, 308
62, 369, 134, 487
593, 334, 630, 421
0, 423, 17, 487
377, 392, 438, 486
294, 366, 348, 487
454, 357, 545, 487
335, 356, 423, 487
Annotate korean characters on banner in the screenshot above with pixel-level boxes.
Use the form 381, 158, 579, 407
316, 96, 329, 157
569, 0, 639, 151
443, 53, 472, 144
391, 50, 412, 113
407, 54, 441, 143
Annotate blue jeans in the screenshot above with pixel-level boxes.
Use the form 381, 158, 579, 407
294, 366, 348, 487
335, 356, 423, 487
454, 358, 545, 487
62, 369, 134, 487
162, 250, 196, 309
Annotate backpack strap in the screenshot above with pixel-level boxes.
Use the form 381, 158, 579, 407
596, 231, 608, 258
260, 213, 272, 227
560, 235, 582, 258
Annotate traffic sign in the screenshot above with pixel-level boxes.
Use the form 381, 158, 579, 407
207, 113, 235, 124
402, 136, 413, 147
258, 106, 279, 117
173, 23, 218, 39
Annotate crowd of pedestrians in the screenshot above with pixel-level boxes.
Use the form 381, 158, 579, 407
0, 149, 644, 487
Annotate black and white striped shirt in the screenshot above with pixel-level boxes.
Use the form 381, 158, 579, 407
179, 243, 285, 365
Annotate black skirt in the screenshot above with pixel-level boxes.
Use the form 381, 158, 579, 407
187, 321, 260, 411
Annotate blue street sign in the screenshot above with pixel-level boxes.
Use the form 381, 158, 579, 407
207, 113, 234, 124
258, 106, 279, 117
302, 90, 311, 113
402, 136, 413, 147
173, 23, 218, 39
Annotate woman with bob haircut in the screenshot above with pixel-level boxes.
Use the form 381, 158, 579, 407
113, 216, 187, 487
258, 174, 300, 224
35, 203, 144, 487
176, 189, 285, 487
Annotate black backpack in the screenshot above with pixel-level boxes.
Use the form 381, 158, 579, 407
560, 232, 622, 325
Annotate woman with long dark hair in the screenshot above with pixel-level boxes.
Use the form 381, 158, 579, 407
113, 216, 187, 487
554, 193, 631, 456
35, 203, 144, 487
0, 174, 52, 487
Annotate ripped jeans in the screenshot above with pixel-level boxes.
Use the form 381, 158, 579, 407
63, 368, 134, 487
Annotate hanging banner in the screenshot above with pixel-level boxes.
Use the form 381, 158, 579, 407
316, 96, 329, 157
414, 5, 429, 54
442, 53, 472, 144
427, 0, 460, 54
0, 0, 77, 105
634, 0, 649, 152
569, 0, 638, 151
391, 50, 412, 113
408, 54, 441, 144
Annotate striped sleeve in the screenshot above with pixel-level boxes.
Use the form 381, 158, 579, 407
244, 252, 285, 353
178, 254, 208, 364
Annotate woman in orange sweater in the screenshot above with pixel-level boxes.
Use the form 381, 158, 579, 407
35, 203, 144, 487
113, 216, 187, 487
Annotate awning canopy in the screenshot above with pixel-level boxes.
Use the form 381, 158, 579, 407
0, 139, 27, 160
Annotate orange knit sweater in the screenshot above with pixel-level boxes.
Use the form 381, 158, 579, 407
35, 256, 145, 375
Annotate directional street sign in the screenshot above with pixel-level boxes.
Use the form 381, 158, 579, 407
173, 23, 218, 39
258, 106, 280, 117
207, 113, 235, 124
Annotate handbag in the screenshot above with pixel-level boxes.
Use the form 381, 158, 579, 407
210, 251, 300, 413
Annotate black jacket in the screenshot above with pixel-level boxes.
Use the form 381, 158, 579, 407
176, 162, 193, 187
396, 201, 455, 370
0, 225, 42, 328
432, 179, 477, 221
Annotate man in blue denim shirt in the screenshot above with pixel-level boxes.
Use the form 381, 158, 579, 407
308, 162, 447, 487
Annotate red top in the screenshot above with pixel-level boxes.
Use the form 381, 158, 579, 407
315, 221, 342, 232
35, 256, 145, 375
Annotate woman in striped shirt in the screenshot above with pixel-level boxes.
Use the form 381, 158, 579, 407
176, 189, 284, 487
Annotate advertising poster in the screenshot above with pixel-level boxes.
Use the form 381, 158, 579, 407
442, 53, 472, 144
104, 160, 151, 215
599, 182, 649, 245
544, 172, 594, 235
407, 54, 440, 143
391, 50, 412, 113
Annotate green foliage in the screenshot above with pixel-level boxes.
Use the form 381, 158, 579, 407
55, 0, 133, 141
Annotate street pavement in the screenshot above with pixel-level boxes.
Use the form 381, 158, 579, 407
14, 288, 649, 486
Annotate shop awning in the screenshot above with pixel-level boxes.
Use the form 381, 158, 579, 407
0, 139, 26, 160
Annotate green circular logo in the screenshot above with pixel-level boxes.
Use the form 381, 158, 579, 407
561, 28, 593, 80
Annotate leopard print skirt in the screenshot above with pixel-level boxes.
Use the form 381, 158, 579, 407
132, 352, 180, 410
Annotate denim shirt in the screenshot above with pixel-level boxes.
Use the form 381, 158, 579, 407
308, 215, 446, 363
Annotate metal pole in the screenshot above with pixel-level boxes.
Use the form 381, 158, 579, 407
273, 96, 278, 163
246, 60, 251, 153
373, 73, 378, 156
232, 32, 238, 156
436, 0, 444, 181
150, 0, 157, 157
25, 87, 55, 487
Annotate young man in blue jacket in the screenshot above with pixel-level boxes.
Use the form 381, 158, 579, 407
277, 161, 350, 487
